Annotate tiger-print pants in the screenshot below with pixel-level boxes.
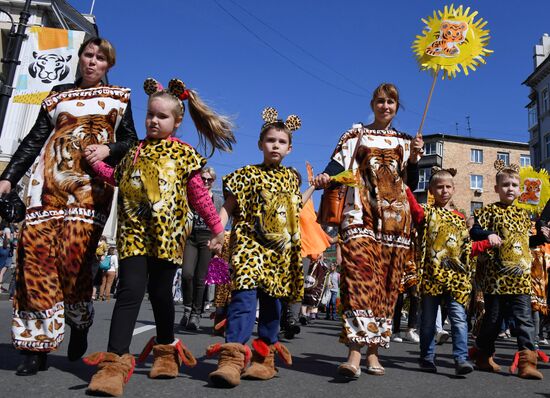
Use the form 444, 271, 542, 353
339, 235, 410, 348
12, 207, 107, 352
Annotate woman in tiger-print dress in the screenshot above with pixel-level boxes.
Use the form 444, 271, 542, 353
0, 37, 137, 375
314, 83, 423, 377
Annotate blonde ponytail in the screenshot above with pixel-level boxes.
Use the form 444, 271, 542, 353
187, 90, 235, 156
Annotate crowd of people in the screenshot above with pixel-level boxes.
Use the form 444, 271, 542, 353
1, 35, 549, 397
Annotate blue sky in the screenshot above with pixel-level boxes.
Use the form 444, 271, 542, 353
72, 0, 550, 194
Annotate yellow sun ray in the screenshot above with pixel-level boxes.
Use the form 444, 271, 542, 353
412, 4, 493, 79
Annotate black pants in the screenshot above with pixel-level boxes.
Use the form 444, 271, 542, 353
476, 294, 536, 355
107, 256, 178, 355
181, 230, 212, 313
393, 291, 419, 333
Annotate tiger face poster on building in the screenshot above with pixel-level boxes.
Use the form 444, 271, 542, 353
13, 27, 85, 105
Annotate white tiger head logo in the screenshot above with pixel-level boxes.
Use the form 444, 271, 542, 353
28, 52, 72, 84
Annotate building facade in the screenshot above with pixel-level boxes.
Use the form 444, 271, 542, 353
524, 33, 550, 171
415, 133, 530, 216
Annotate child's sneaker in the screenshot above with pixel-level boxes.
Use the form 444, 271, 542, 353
455, 360, 474, 375
418, 359, 437, 373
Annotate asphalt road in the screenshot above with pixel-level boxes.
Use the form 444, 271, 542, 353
0, 298, 549, 398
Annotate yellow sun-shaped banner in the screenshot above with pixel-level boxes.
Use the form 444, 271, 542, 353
515, 166, 550, 215
412, 4, 492, 79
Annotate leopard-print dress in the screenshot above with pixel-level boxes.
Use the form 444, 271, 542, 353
223, 164, 303, 302
115, 138, 205, 264
331, 126, 412, 347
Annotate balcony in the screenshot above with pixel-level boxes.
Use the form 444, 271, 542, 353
417, 153, 442, 168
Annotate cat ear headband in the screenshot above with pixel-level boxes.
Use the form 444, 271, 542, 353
261, 107, 301, 132
430, 166, 457, 177
143, 77, 190, 101
494, 159, 520, 174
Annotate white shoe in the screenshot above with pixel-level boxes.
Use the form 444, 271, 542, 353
539, 338, 549, 346
404, 329, 420, 343
391, 334, 403, 343
435, 330, 450, 345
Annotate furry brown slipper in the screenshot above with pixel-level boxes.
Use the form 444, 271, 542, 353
84, 352, 135, 397
207, 342, 251, 388
138, 337, 197, 379
242, 339, 292, 380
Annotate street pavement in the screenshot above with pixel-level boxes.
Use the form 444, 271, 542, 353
0, 298, 549, 398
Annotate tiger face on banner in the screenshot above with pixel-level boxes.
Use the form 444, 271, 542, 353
516, 166, 550, 215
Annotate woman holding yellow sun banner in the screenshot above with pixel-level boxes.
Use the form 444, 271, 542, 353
314, 83, 423, 379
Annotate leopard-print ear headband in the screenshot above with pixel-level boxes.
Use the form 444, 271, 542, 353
143, 77, 190, 101
430, 166, 457, 177
261, 107, 301, 132
494, 159, 520, 174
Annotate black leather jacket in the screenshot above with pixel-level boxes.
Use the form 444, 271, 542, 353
0, 82, 138, 185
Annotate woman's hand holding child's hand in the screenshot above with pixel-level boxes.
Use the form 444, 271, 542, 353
84, 144, 110, 166
209, 231, 225, 255
488, 233, 502, 248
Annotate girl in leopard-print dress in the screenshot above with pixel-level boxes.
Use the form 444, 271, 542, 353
207, 107, 304, 388
83, 78, 234, 396
314, 83, 423, 378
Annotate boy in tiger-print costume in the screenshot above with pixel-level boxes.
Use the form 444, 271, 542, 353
470, 160, 550, 379
207, 108, 303, 388
406, 168, 491, 376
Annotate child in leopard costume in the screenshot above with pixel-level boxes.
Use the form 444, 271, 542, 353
83, 77, 234, 396
470, 160, 550, 380
406, 167, 491, 376
206, 107, 304, 388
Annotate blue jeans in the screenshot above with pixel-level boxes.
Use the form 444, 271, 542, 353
225, 289, 281, 344
420, 293, 468, 362
327, 291, 338, 318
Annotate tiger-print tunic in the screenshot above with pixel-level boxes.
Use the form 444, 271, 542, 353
331, 126, 413, 347
11, 85, 134, 351
223, 164, 303, 302
530, 244, 549, 314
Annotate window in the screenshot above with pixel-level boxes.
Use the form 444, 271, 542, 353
542, 88, 549, 114
471, 201, 483, 215
470, 175, 483, 190
546, 135, 550, 158
528, 103, 538, 128
520, 154, 531, 167
470, 148, 483, 163
416, 168, 431, 191
423, 141, 443, 156
497, 152, 510, 166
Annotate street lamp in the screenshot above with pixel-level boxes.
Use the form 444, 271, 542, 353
0, 0, 32, 138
